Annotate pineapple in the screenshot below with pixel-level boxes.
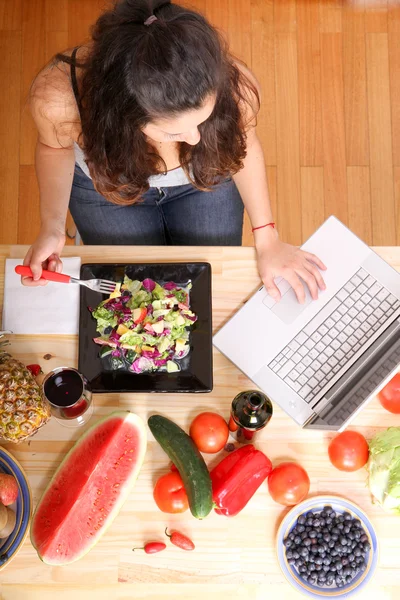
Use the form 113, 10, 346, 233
0, 335, 51, 443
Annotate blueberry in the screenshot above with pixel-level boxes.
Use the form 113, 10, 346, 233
341, 557, 348, 566
348, 532, 355, 540
329, 511, 336, 518
284, 539, 293, 548
286, 550, 293, 559
323, 557, 331, 566
343, 512, 352, 521
337, 523, 344, 531
346, 575, 353, 584
297, 525, 305, 533
315, 564, 322, 571
311, 538, 318, 545
356, 556, 365, 564
332, 527, 340, 535
328, 540, 335, 549
340, 537, 347, 546
344, 525, 351, 534
300, 547, 309, 558
323, 564, 331, 572
299, 565, 307, 574
354, 549, 362, 557
323, 533, 331, 542
335, 561, 343, 571
315, 557, 323, 565
326, 577, 334, 586
309, 563, 316, 571
325, 517, 333, 526
313, 519, 321, 528
309, 530, 317, 539
295, 559, 303, 568
301, 532, 308, 540
294, 536, 302, 545
351, 561, 357, 569
293, 551, 300, 560
343, 567, 352, 577
306, 518, 314, 526
311, 546, 319, 554
348, 553, 355, 562
318, 574, 326, 583
303, 538, 312, 547
288, 557, 296, 564
298, 515, 306, 525
353, 519, 361, 528
354, 530, 361, 541
364, 542, 371, 552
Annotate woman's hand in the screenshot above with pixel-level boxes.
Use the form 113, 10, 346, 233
255, 229, 327, 304
22, 226, 66, 286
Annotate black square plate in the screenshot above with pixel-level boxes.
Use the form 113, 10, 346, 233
78, 262, 213, 393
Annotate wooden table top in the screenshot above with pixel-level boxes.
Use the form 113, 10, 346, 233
0, 244, 400, 600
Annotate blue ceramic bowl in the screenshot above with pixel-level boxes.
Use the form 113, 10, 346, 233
0, 447, 32, 570
276, 495, 378, 599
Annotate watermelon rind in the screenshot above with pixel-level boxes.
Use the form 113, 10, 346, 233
30, 411, 147, 565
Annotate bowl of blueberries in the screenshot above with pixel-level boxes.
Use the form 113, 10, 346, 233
276, 495, 378, 598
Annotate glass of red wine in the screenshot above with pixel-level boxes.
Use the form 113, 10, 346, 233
43, 367, 93, 427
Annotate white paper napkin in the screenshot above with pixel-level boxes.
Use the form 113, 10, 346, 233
2, 258, 81, 335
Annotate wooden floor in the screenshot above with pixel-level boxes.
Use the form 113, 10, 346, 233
1, 0, 400, 247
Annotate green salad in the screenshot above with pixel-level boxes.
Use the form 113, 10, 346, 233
91, 276, 197, 373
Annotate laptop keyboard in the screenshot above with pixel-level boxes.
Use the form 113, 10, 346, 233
268, 268, 400, 404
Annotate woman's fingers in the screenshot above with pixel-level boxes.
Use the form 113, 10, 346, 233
283, 271, 307, 304
302, 251, 327, 271
262, 275, 281, 301
303, 260, 326, 291
296, 267, 319, 301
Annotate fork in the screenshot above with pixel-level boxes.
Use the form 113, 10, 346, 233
15, 266, 117, 295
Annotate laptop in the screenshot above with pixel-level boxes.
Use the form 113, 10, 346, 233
213, 216, 400, 431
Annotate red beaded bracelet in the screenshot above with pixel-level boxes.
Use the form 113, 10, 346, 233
251, 222, 276, 233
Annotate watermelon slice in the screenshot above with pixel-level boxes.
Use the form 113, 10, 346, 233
30, 411, 147, 565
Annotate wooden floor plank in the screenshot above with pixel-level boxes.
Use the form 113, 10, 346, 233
320, 33, 348, 223
20, 0, 45, 166
319, 0, 342, 33
297, 0, 323, 166
388, 3, 400, 166
0, 0, 22, 30
67, 0, 102, 48
228, 0, 251, 64
394, 167, 400, 245
18, 165, 41, 244
45, 30, 68, 62
301, 167, 325, 241
45, 0, 67, 32
365, 0, 387, 33
275, 32, 302, 245
274, 0, 297, 33
251, 0, 276, 166
205, 0, 229, 34
366, 32, 396, 245
347, 166, 372, 245
0, 31, 21, 244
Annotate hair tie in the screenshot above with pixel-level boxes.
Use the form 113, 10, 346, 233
144, 15, 158, 26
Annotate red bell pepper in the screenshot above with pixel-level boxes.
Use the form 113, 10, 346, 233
210, 445, 272, 516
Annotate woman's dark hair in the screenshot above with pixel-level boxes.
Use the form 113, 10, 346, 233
56, 0, 259, 204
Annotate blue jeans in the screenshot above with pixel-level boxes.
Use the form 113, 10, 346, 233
69, 165, 244, 245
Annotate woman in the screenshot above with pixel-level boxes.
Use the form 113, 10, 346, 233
23, 0, 325, 303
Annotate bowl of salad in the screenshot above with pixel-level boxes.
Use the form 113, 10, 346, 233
78, 262, 213, 393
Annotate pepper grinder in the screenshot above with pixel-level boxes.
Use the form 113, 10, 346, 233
228, 390, 273, 443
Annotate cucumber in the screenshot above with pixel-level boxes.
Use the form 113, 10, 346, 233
148, 415, 213, 519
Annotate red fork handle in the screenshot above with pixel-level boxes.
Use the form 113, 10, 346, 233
15, 265, 71, 283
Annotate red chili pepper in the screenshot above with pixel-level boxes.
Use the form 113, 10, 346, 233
170, 462, 179, 472
165, 527, 195, 551
26, 364, 42, 377
210, 444, 272, 517
132, 542, 166, 554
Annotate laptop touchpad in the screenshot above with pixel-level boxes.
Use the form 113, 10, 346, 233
270, 286, 313, 324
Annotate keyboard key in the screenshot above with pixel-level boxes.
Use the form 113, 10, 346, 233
344, 281, 356, 294
319, 324, 329, 336
315, 371, 324, 382
363, 304, 373, 316
325, 347, 334, 357
358, 283, 368, 295
330, 327, 340, 338
313, 360, 322, 370
336, 349, 345, 360
375, 307, 384, 319
358, 268, 368, 280
283, 346, 291, 355
360, 322, 370, 334
294, 331, 308, 345
352, 318, 362, 329
288, 379, 301, 392
335, 321, 346, 332
277, 360, 296, 378
348, 307, 358, 318
333, 364, 341, 374
275, 353, 284, 362
302, 355, 312, 367
342, 314, 352, 325
377, 288, 389, 302
342, 342, 351, 354
370, 297, 380, 309
295, 363, 306, 374
305, 339, 315, 350
309, 349, 319, 360
292, 352, 302, 363
322, 334, 333, 346
289, 340, 300, 352
369, 282, 383, 297
367, 314, 378, 326
387, 294, 399, 305
344, 325, 354, 336
336, 289, 349, 302
311, 331, 322, 343
381, 300, 390, 312
288, 370, 299, 380
321, 363, 331, 375
352, 290, 362, 302
340, 357, 348, 367
269, 360, 278, 370
298, 346, 308, 357
354, 343, 361, 353
309, 377, 318, 387
331, 339, 341, 350
355, 300, 365, 311
304, 367, 314, 378
344, 297, 355, 309
348, 335, 358, 347
338, 304, 347, 316
337, 332, 347, 344
298, 374, 308, 386
328, 356, 338, 368
325, 318, 335, 329
331, 311, 341, 322
299, 384, 312, 400
364, 275, 375, 288
354, 329, 364, 340
350, 274, 362, 287
366, 328, 374, 338
302, 296, 341, 337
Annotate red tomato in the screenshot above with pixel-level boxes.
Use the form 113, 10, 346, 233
378, 373, 400, 414
189, 412, 229, 453
328, 431, 369, 472
268, 462, 310, 506
153, 472, 189, 514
